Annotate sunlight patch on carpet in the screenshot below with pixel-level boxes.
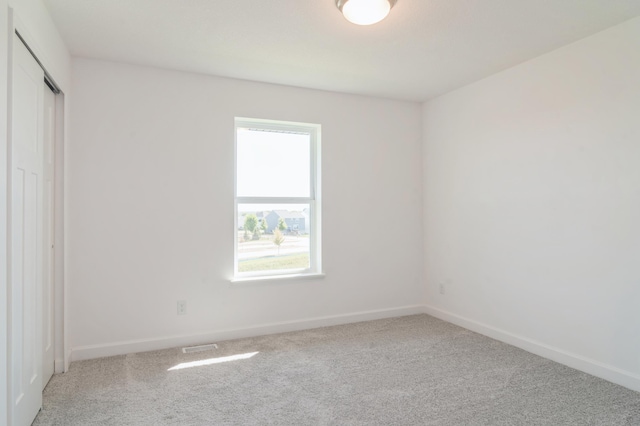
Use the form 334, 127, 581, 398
168, 352, 259, 371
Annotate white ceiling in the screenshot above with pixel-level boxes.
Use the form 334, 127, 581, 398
43, 0, 640, 102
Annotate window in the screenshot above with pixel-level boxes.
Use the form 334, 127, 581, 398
234, 118, 321, 280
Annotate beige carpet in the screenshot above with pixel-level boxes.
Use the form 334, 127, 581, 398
34, 315, 640, 425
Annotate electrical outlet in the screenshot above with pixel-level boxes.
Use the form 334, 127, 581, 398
177, 300, 187, 315
439, 282, 446, 295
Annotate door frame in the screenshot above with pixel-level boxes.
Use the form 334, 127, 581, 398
6, 8, 68, 423
1, 1, 10, 424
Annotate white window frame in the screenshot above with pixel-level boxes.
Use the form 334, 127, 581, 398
233, 117, 322, 281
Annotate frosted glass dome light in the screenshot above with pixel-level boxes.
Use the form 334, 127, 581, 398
336, 0, 397, 26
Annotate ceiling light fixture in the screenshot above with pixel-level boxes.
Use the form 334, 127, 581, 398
336, 0, 397, 26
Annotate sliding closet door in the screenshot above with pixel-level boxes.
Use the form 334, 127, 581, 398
42, 83, 56, 390
11, 35, 44, 426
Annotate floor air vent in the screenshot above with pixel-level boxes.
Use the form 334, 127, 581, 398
182, 343, 219, 354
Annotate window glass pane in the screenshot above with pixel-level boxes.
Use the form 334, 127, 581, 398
237, 203, 310, 274
236, 129, 310, 198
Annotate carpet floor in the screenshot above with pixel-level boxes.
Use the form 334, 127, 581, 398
34, 314, 640, 425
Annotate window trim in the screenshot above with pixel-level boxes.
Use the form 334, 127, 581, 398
233, 117, 322, 280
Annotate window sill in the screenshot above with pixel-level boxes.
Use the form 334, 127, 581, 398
231, 272, 325, 284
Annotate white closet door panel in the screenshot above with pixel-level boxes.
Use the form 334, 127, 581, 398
42, 85, 56, 390
11, 35, 44, 426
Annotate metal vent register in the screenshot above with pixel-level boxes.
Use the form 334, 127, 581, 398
182, 343, 218, 354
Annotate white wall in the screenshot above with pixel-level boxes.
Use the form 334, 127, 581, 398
69, 59, 424, 359
423, 17, 640, 390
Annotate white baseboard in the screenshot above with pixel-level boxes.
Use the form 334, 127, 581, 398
71, 305, 425, 362
422, 305, 640, 393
